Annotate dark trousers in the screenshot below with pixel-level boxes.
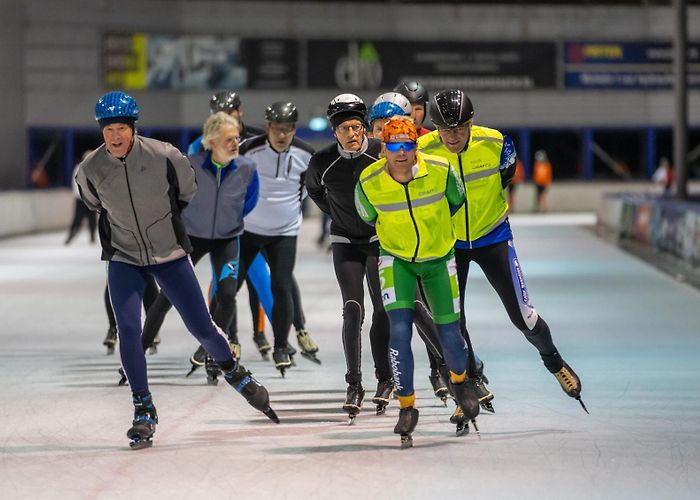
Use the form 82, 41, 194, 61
238, 232, 297, 349
109, 257, 232, 394
331, 242, 391, 384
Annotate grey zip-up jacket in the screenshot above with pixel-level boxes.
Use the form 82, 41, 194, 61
75, 136, 196, 266
181, 152, 258, 239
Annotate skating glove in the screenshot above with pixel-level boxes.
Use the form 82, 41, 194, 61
499, 135, 517, 188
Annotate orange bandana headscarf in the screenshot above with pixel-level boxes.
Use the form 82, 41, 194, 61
381, 115, 417, 143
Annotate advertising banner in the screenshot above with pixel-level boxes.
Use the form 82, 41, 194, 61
306, 40, 556, 90
564, 41, 700, 89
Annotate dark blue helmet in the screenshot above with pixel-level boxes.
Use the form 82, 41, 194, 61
95, 91, 139, 121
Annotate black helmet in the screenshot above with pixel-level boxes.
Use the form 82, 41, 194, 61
326, 94, 367, 127
430, 89, 474, 128
210, 91, 241, 113
393, 81, 429, 107
265, 101, 298, 123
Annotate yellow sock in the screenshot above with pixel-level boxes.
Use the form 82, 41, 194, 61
450, 370, 466, 384
398, 394, 416, 409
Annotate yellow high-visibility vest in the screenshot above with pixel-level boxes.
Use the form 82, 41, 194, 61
418, 126, 509, 243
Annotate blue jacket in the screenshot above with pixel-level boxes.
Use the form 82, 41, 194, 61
182, 151, 259, 239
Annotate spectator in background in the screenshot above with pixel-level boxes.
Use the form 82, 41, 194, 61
652, 156, 673, 195
65, 149, 97, 245
532, 150, 553, 212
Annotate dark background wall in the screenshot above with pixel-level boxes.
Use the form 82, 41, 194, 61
2, 0, 700, 188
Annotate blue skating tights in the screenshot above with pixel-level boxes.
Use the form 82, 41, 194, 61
387, 309, 468, 398
108, 257, 232, 394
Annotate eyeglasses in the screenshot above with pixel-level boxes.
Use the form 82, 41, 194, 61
384, 141, 417, 153
336, 123, 364, 135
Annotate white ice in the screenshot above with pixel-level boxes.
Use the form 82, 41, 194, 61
1, 215, 699, 499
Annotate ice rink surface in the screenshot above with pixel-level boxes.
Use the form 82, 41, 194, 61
1, 214, 699, 500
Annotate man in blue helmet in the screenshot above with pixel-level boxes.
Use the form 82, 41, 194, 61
76, 91, 279, 449
367, 92, 413, 139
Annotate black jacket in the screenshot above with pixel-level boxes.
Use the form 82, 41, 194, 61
306, 137, 381, 243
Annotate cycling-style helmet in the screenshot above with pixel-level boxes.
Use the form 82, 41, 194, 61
429, 89, 474, 128
95, 91, 139, 122
393, 81, 429, 108
367, 92, 412, 124
327, 94, 367, 128
265, 102, 298, 123
210, 91, 242, 113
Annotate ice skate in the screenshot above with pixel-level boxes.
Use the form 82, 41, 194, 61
342, 383, 365, 424
252, 331, 271, 361
394, 407, 419, 449
542, 353, 588, 413
372, 379, 394, 415
296, 330, 321, 365
103, 326, 117, 355
449, 405, 479, 436
429, 367, 450, 406
204, 355, 222, 385
146, 334, 161, 355
127, 393, 158, 449
285, 344, 297, 367
450, 378, 480, 435
450, 405, 468, 436
185, 345, 207, 377
118, 367, 128, 386
272, 347, 292, 377
473, 376, 495, 414
224, 363, 279, 423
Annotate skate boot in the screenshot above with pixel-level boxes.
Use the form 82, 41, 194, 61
286, 344, 297, 367
103, 326, 117, 355
429, 367, 450, 406
252, 331, 271, 361
542, 352, 588, 413
224, 363, 279, 423
272, 347, 292, 377
372, 379, 394, 415
204, 356, 222, 385
147, 333, 161, 355
342, 383, 365, 424
296, 330, 321, 365
450, 378, 480, 436
394, 407, 419, 449
127, 392, 158, 449
229, 341, 242, 360
473, 376, 495, 413
186, 345, 207, 377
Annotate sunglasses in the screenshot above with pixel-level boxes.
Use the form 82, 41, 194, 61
384, 142, 417, 152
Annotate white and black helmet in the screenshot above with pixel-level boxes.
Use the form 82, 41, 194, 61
327, 94, 367, 128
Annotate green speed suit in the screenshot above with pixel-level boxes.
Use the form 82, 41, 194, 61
354, 152, 468, 398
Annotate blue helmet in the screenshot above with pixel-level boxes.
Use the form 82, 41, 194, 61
95, 91, 140, 121
368, 102, 406, 125
367, 92, 412, 124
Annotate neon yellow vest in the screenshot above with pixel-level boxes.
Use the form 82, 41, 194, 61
358, 152, 456, 262
418, 126, 509, 243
